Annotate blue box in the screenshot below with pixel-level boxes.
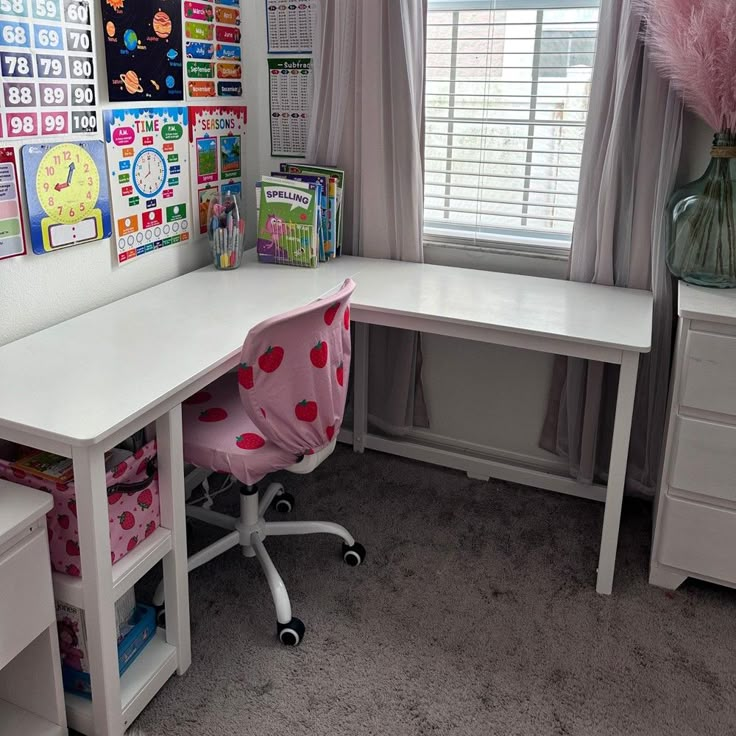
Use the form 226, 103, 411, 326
61, 604, 157, 699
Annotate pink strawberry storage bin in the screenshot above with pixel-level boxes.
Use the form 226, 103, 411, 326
0, 440, 160, 577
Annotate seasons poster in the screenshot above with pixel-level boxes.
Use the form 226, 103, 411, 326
101, 0, 184, 102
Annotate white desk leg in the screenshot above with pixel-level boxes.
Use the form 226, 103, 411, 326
73, 444, 123, 736
156, 405, 191, 675
596, 351, 640, 595
353, 322, 369, 454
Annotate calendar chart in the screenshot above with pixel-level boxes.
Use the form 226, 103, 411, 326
268, 57, 311, 157
0, 0, 98, 139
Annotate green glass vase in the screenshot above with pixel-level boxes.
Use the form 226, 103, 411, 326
666, 132, 736, 288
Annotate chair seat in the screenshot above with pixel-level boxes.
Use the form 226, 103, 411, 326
182, 373, 299, 486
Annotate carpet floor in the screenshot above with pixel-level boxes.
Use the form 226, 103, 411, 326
123, 447, 735, 736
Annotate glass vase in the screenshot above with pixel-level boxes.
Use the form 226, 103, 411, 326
666, 132, 736, 288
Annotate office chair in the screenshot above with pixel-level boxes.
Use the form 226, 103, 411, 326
162, 278, 363, 646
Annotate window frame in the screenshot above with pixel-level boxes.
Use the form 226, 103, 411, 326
424, 0, 600, 259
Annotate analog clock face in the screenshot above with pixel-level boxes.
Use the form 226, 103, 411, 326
36, 144, 100, 225
133, 148, 167, 198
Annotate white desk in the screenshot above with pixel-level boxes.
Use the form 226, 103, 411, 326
0, 253, 652, 734
345, 259, 653, 597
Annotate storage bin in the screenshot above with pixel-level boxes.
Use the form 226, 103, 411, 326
0, 440, 160, 576
60, 604, 157, 698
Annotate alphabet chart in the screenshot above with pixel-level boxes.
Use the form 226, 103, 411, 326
103, 107, 191, 265
268, 57, 312, 157
0, 0, 98, 139
0, 147, 26, 259
188, 104, 246, 233
184, 0, 242, 99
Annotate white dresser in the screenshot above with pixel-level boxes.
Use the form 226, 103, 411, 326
650, 283, 736, 591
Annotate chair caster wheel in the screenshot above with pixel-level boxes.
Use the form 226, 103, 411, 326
156, 606, 166, 628
273, 491, 295, 513
277, 617, 305, 646
342, 542, 366, 567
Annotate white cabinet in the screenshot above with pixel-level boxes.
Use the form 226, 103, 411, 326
650, 283, 736, 591
0, 482, 67, 736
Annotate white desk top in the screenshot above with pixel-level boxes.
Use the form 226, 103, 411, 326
679, 281, 736, 325
0, 482, 53, 548
0, 253, 652, 447
351, 259, 653, 353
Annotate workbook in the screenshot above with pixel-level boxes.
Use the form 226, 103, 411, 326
279, 164, 344, 256
256, 175, 320, 267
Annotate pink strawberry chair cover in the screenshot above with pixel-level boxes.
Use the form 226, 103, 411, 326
182, 278, 355, 486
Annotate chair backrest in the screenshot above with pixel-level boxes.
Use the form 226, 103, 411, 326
237, 278, 355, 456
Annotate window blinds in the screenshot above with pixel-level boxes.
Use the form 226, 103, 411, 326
424, 0, 600, 247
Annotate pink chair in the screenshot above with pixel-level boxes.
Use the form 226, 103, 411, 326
178, 278, 362, 645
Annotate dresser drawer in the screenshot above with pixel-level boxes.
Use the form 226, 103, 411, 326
657, 495, 736, 583
670, 416, 736, 504
681, 330, 736, 416
0, 528, 55, 670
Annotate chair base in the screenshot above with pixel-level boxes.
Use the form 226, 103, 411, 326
154, 481, 365, 645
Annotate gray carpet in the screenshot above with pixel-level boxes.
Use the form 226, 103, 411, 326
127, 447, 735, 736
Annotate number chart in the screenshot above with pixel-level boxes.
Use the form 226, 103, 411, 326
184, 0, 242, 99
21, 140, 111, 254
103, 107, 191, 266
266, 0, 313, 54
0, 0, 98, 139
268, 57, 312, 157
0, 147, 26, 260
189, 105, 246, 233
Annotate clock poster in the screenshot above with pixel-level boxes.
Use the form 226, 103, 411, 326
103, 107, 191, 265
188, 105, 246, 234
20, 141, 111, 255
101, 0, 184, 102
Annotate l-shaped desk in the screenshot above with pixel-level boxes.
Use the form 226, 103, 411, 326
0, 252, 652, 736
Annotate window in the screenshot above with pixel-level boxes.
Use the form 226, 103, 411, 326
424, 0, 600, 251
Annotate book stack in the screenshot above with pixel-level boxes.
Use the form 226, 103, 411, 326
256, 164, 345, 267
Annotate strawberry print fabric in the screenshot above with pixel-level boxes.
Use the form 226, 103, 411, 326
0, 440, 160, 576
182, 278, 355, 486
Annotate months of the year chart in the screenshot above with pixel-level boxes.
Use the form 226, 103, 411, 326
0, 0, 98, 139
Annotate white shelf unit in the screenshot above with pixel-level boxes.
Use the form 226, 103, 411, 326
0, 484, 67, 736
64, 630, 177, 735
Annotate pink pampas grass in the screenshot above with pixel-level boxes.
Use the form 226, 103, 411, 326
635, 0, 736, 132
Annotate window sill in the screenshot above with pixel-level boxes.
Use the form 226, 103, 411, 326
423, 235, 570, 279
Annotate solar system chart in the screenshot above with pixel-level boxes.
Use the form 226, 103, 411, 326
184, 0, 242, 99
101, 0, 184, 102
103, 107, 191, 265
21, 140, 112, 254
0, 0, 98, 139
189, 105, 246, 233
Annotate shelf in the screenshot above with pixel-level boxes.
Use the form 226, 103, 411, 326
65, 628, 177, 735
0, 699, 66, 736
52, 528, 172, 608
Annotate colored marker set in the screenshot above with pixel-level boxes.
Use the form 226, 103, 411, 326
207, 192, 245, 270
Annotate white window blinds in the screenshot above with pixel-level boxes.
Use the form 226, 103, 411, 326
425, 0, 600, 249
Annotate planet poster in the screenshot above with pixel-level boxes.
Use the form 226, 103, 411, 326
188, 105, 246, 234
101, 0, 184, 102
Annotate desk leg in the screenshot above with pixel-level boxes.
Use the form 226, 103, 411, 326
156, 406, 191, 675
596, 351, 640, 595
353, 322, 369, 453
73, 444, 123, 736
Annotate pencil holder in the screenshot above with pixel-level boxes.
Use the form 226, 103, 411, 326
207, 191, 245, 270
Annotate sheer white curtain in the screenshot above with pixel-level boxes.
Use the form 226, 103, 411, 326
540, 0, 683, 492
307, 0, 429, 432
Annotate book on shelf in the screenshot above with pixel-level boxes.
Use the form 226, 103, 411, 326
10, 447, 125, 484
256, 175, 321, 268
